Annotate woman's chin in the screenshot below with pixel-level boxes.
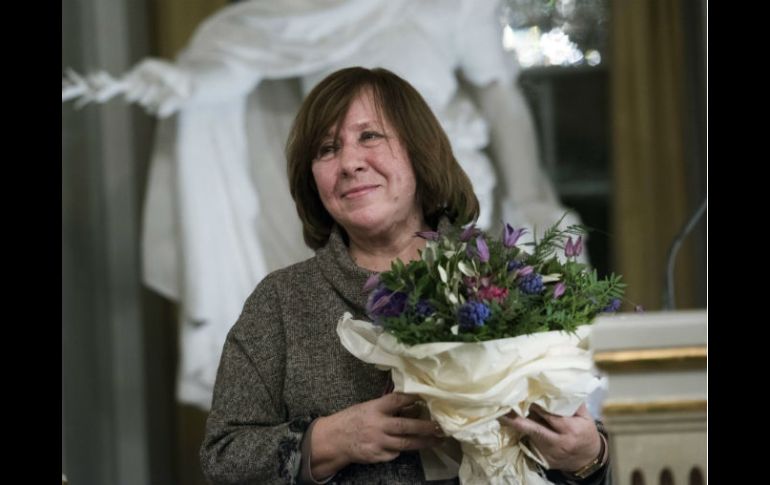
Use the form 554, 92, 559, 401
336, 204, 422, 240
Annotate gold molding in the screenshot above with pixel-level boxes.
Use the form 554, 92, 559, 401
594, 346, 706, 372
603, 399, 707, 415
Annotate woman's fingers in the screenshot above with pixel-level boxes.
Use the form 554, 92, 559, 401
381, 433, 443, 452
341, 394, 445, 463
377, 392, 421, 414
529, 404, 571, 431
502, 404, 604, 472
385, 416, 443, 437
397, 401, 425, 419
500, 414, 559, 443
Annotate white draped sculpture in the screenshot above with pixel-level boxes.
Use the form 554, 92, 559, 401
63, 0, 585, 410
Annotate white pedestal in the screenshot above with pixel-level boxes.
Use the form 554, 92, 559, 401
590, 310, 707, 485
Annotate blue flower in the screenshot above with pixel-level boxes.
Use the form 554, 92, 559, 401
507, 260, 525, 272
603, 298, 621, 312
458, 301, 491, 331
415, 299, 435, 318
518, 273, 544, 295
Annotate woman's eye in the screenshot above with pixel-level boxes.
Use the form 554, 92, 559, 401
317, 143, 338, 159
361, 131, 383, 142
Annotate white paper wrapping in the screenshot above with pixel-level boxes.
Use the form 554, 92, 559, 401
337, 313, 601, 484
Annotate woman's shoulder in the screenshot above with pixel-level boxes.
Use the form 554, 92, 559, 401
262, 254, 320, 286
231, 255, 322, 333
243, 254, 323, 305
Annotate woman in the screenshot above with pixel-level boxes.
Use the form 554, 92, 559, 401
200, 67, 609, 484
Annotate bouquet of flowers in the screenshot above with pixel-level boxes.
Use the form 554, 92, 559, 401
336, 217, 625, 484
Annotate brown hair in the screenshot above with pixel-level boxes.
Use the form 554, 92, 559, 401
286, 67, 479, 249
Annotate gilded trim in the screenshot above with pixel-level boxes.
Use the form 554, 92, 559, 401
594, 346, 706, 372
603, 399, 707, 415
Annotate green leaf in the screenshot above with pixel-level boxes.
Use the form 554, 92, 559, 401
438, 264, 448, 284
458, 260, 476, 277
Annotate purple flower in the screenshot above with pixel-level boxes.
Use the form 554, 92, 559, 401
363, 273, 381, 292
460, 223, 480, 242
503, 224, 527, 248
518, 273, 544, 294
516, 265, 534, 277
366, 286, 408, 323
553, 282, 566, 299
602, 298, 621, 312
457, 301, 491, 331
465, 244, 476, 259
415, 230, 440, 241
507, 260, 525, 272
476, 237, 490, 263
565, 236, 583, 258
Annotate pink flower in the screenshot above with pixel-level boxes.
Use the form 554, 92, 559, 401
477, 285, 509, 304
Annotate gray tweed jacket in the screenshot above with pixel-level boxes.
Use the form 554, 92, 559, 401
200, 225, 611, 485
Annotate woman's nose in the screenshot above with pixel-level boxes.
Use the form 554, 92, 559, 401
339, 145, 367, 176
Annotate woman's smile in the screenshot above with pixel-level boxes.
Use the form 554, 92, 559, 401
341, 184, 380, 199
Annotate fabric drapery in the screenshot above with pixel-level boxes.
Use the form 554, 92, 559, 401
610, 0, 699, 310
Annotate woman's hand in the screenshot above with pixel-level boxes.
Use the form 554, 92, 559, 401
311, 393, 443, 477
500, 403, 602, 473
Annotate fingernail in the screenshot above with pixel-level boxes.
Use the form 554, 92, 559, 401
433, 422, 445, 437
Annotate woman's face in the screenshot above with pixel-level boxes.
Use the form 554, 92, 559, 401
312, 91, 422, 239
